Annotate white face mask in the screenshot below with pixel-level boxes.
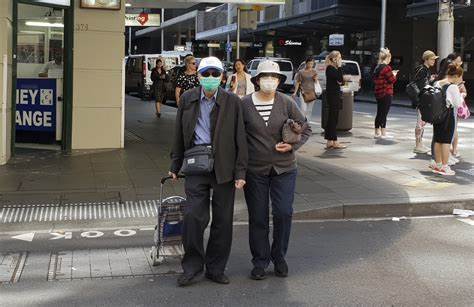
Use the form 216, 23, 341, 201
259, 77, 279, 93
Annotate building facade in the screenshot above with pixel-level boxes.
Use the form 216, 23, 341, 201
0, 0, 126, 165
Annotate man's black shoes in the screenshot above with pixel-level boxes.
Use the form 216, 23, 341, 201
205, 272, 230, 284
250, 267, 266, 280
177, 270, 203, 287
274, 261, 288, 278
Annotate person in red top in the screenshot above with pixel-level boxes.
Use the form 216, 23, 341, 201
373, 48, 398, 138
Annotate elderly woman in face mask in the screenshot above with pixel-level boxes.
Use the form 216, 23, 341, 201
241, 60, 312, 281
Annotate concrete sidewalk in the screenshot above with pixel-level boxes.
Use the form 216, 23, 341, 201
0, 95, 473, 220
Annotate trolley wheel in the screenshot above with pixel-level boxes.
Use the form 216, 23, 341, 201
150, 246, 164, 266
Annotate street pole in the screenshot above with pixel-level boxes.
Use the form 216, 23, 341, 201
237, 6, 241, 59
380, 0, 387, 49
437, 0, 454, 60
161, 8, 165, 53
128, 27, 131, 55
227, 4, 231, 62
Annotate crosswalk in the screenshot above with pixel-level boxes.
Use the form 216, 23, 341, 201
0, 200, 160, 224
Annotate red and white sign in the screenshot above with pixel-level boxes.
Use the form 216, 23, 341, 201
125, 13, 160, 27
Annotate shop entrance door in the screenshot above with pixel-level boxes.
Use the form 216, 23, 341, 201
12, 0, 73, 152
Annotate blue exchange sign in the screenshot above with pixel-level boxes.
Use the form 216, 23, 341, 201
16, 78, 56, 132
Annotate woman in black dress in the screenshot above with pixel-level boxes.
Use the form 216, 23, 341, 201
175, 56, 200, 106
324, 51, 346, 149
150, 59, 167, 118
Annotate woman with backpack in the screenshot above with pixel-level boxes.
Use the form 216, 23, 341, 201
436, 53, 468, 164
373, 48, 398, 138
431, 64, 465, 176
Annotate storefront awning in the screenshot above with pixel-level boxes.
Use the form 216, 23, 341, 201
249, 4, 380, 38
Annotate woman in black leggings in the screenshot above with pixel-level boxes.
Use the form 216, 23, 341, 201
324, 51, 346, 149
373, 48, 398, 138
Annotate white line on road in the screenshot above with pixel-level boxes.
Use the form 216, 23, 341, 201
457, 218, 474, 226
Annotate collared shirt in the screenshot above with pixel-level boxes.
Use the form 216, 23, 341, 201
194, 89, 218, 145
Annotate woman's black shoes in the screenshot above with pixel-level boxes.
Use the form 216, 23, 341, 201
156, 112, 161, 118
250, 267, 266, 280
274, 261, 288, 278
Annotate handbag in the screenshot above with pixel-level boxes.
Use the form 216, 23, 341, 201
301, 90, 317, 103
314, 81, 322, 97
457, 100, 471, 119
181, 145, 214, 175
282, 119, 307, 144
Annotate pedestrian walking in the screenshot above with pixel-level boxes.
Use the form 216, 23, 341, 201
431, 64, 464, 176
241, 60, 311, 280
324, 51, 347, 149
150, 59, 167, 118
413, 50, 438, 154
373, 48, 398, 138
227, 59, 255, 98
292, 57, 318, 122
175, 56, 200, 106
169, 56, 248, 287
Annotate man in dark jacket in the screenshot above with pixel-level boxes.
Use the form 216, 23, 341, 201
169, 56, 248, 287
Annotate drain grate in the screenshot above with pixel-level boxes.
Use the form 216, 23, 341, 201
0, 252, 27, 284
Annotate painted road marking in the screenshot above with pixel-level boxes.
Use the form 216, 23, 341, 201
0, 200, 160, 224
0, 252, 27, 284
11, 233, 35, 242
9, 228, 155, 242
457, 218, 474, 226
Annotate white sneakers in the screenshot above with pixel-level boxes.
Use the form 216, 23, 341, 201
449, 155, 460, 166
432, 164, 456, 176
413, 145, 430, 154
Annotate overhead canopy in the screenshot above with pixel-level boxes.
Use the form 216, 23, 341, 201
126, 0, 284, 9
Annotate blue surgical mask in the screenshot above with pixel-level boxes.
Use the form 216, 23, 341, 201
200, 77, 221, 92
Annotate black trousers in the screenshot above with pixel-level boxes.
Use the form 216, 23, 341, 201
375, 95, 392, 129
244, 169, 297, 269
325, 94, 340, 141
182, 174, 235, 276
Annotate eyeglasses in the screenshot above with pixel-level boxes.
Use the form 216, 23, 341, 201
200, 70, 222, 78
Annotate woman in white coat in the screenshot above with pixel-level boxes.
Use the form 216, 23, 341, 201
227, 59, 255, 98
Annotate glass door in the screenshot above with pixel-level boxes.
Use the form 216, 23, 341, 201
13, 0, 72, 152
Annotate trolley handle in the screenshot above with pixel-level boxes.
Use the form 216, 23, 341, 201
161, 174, 185, 185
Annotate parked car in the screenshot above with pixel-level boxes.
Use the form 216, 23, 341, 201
247, 57, 295, 92
296, 57, 362, 93
125, 54, 182, 100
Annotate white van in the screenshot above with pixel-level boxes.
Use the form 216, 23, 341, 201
297, 58, 361, 93
125, 53, 183, 100
247, 57, 295, 92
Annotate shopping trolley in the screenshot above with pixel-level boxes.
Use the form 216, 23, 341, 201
150, 174, 187, 266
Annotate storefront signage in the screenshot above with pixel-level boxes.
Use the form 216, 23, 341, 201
252, 42, 264, 48
125, 14, 160, 27
80, 0, 120, 10
16, 79, 56, 132
329, 34, 344, 46
34, 0, 71, 6
277, 39, 303, 47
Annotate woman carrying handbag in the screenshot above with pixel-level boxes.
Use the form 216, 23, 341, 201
242, 60, 311, 280
293, 57, 319, 124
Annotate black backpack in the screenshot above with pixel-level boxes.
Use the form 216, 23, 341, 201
406, 65, 430, 108
418, 84, 451, 124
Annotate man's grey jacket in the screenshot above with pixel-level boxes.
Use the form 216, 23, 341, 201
170, 87, 248, 184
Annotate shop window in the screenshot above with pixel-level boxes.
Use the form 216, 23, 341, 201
276, 61, 292, 72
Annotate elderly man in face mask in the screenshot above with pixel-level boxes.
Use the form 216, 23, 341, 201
169, 56, 248, 287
